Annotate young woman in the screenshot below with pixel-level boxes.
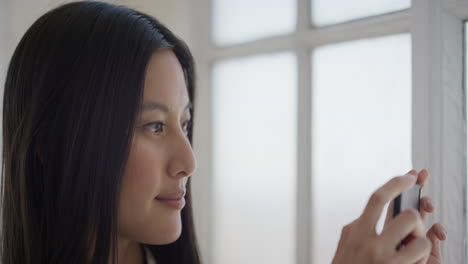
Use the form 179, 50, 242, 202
1, 1, 446, 263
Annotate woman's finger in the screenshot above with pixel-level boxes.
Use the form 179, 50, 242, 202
380, 208, 426, 248
419, 196, 434, 222
416, 169, 430, 188
361, 172, 418, 229
384, 199, 394, 226
427, 223, 446, 259
338, 220, 357, 246
392, 237, 431, 263
384, 170, 418, 228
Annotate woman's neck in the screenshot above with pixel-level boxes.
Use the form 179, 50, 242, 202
109, 238, 144, 264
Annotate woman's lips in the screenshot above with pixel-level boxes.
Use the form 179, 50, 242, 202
156, 197, 186, 209
156, 188, 186, 209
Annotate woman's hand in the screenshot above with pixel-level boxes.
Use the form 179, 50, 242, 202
383, 169, 447, 264
331, 172, 431, 264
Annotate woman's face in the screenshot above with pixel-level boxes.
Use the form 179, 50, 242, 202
118, 49, 196, 245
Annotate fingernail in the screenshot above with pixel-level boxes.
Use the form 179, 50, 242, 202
404, 172, 417, 181
407, 169, 417, 175
425, 200, 434, 210
420, 169, 430, 177
441, 229, 448, 239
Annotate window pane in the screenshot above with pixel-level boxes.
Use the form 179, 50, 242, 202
311, 34, 412, 264
312, 0, 410, 27
213, 0, 296, 46
213, 53, 297, 264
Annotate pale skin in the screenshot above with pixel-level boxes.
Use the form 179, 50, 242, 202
111, 48, 196, 264
332, 169, 447, 264
385, 170, 446, 263
111, 49, 446, 263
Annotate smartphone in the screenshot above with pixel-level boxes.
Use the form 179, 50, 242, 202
392, 183, 421, 250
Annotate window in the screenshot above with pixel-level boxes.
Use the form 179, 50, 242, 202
311, 0, 410, 27
212, 53, 297, 264
213, 0, 296, 45
189, 0, 467, 263
312, 34, 411, 263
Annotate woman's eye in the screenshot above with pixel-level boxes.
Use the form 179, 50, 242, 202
182, 120, 192, 134
143, 120, 191, 136
144, 121, 165, 135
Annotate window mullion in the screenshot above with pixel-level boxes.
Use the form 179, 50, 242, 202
189, 0, 215, 263
296, 0, 312, 263
206, 11, 410, 62
296, 46, 313, 264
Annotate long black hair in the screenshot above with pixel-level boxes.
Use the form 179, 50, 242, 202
1, 1, 200, 263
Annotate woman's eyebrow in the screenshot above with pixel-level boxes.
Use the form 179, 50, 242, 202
140, 101, 192, 113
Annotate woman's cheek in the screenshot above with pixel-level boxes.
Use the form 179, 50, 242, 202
124, 135, 165, 201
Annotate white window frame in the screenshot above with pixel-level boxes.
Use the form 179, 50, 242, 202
412, 1, 466, 263
188, 0, 467, 263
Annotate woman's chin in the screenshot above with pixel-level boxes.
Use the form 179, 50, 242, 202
146, 217, 183, 245
157, 229, 182, 245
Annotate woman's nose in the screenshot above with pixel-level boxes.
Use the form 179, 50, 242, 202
167, 132, 197, 179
